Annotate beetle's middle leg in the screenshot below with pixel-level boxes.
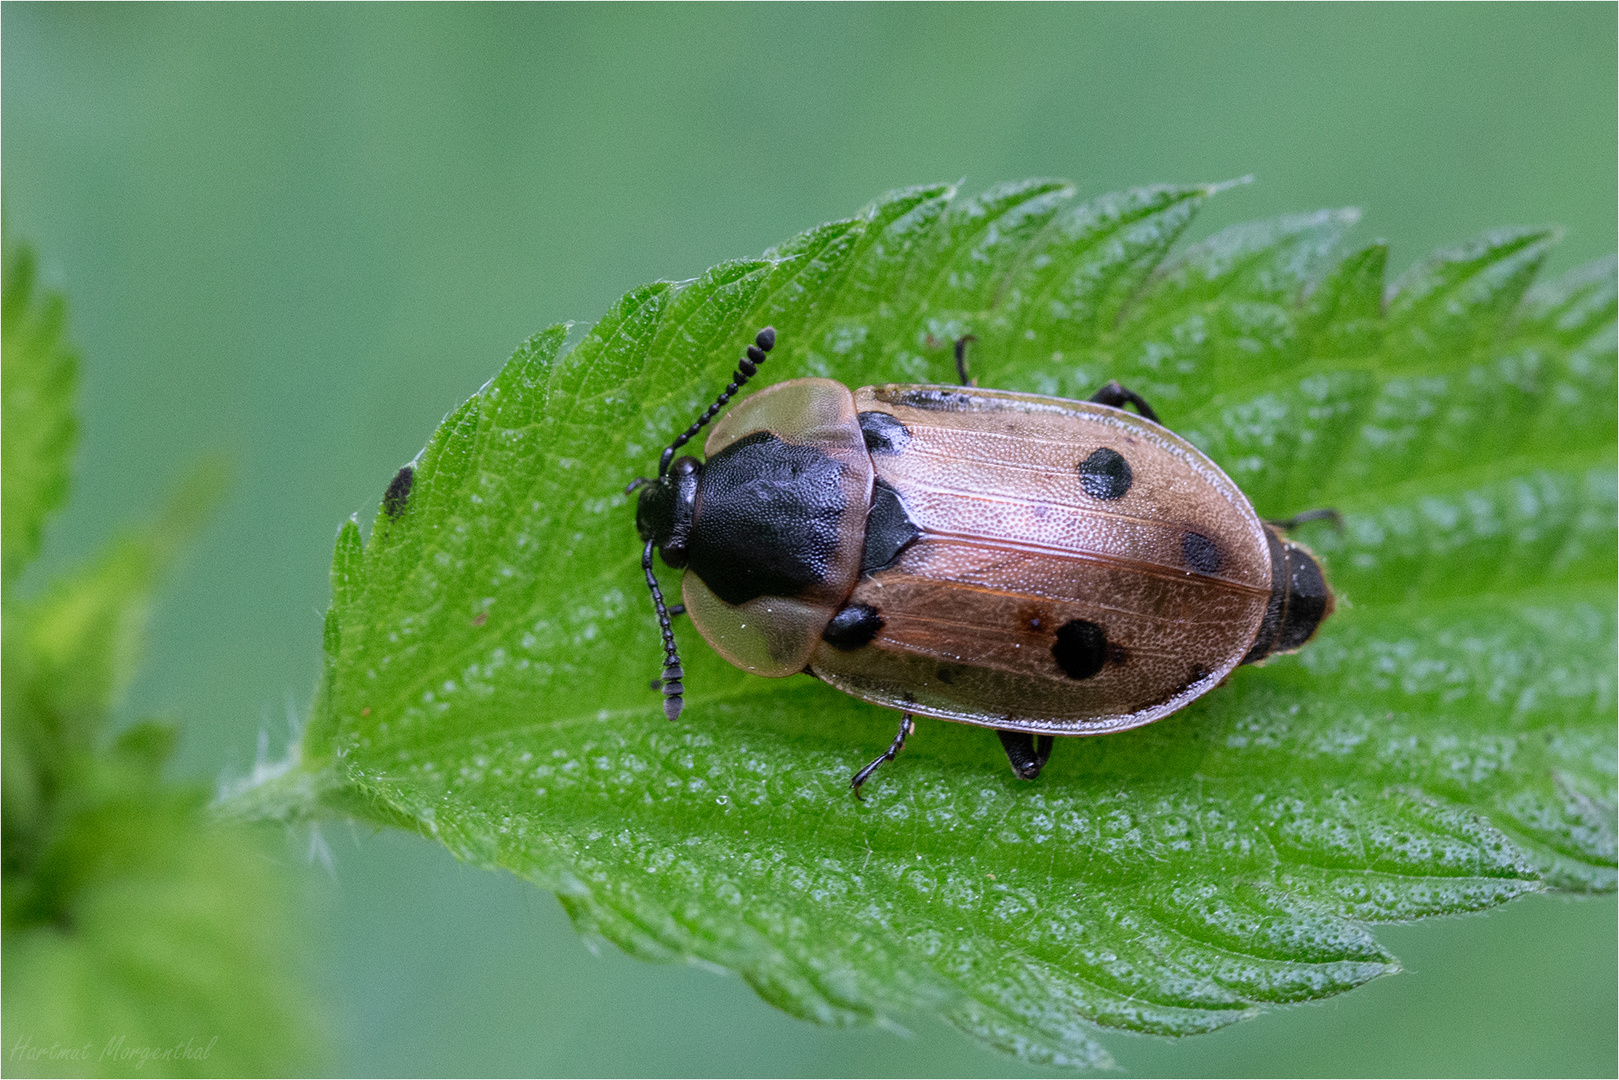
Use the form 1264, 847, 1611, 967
1089, 381, 1161, 424
850, 712, 916, 798
997, 729, 1055, 780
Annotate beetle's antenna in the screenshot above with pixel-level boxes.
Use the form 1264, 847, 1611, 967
657, 327, 776, 477
641, 539, 685, 720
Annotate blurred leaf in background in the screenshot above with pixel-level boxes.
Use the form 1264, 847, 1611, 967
1, 240, 75, 589
235, 182, 1616, 1068
1, 236, 322, 1078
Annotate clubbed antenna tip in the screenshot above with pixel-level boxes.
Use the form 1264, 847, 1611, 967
641, 539, 685, 721
640, 327, 780, 719
657, 326, 777, 476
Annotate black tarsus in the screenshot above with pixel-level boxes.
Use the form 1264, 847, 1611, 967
656, 327, 777, 477
1089, 381, 1161, 425
641, 538, 685, 720
996, 729, 1056, 780
954, 335, 978, 387
850, 712, 915, 798
1268, 508, 1343, 532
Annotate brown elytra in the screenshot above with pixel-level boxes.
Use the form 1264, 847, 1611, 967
680, 378, 1331, 736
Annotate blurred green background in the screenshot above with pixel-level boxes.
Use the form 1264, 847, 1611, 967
4, 4, 1615, 1075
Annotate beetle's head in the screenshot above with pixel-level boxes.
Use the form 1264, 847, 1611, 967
635, 455, 701, 567
628, 326, 776, 725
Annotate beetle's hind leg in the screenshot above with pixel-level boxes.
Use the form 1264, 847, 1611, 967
953, 335, 978, 387
1089, 381, 1161, 425
997, 729, 1055, 780
850, 712, 915, 798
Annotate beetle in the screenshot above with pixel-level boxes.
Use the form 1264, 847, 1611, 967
629, 327, 1335, 795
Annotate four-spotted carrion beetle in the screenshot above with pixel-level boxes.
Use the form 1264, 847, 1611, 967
630, 328, 1335, 795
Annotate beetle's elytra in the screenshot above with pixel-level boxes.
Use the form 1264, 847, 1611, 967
630, 329, 1335, 795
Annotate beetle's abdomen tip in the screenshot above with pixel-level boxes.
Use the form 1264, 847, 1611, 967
1244, 525, 1335, 664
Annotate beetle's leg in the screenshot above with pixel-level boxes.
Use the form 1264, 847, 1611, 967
1089, 381, 1161, 425
997, 729, 1056, 780
954, 335, 978, 387
850, 712, 915, 798
1268, 508, 1343, 532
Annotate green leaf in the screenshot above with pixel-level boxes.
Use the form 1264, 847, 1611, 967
270, 182, 1615, 1066
1, 233, 319, 1076
2, 236, 79, 590
2, 759, 322, 1078
1, 486, 322, 1080
3, 464, 227, 852
23, 467, 224, 726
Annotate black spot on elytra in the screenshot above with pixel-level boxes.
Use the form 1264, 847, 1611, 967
1077, 447, 1132, 500
858, 411, 911, 454
1052, 619, 1108, 680
822, 603, 884, 650
1183, 531, 1221, 575
383, 466, 414, 518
